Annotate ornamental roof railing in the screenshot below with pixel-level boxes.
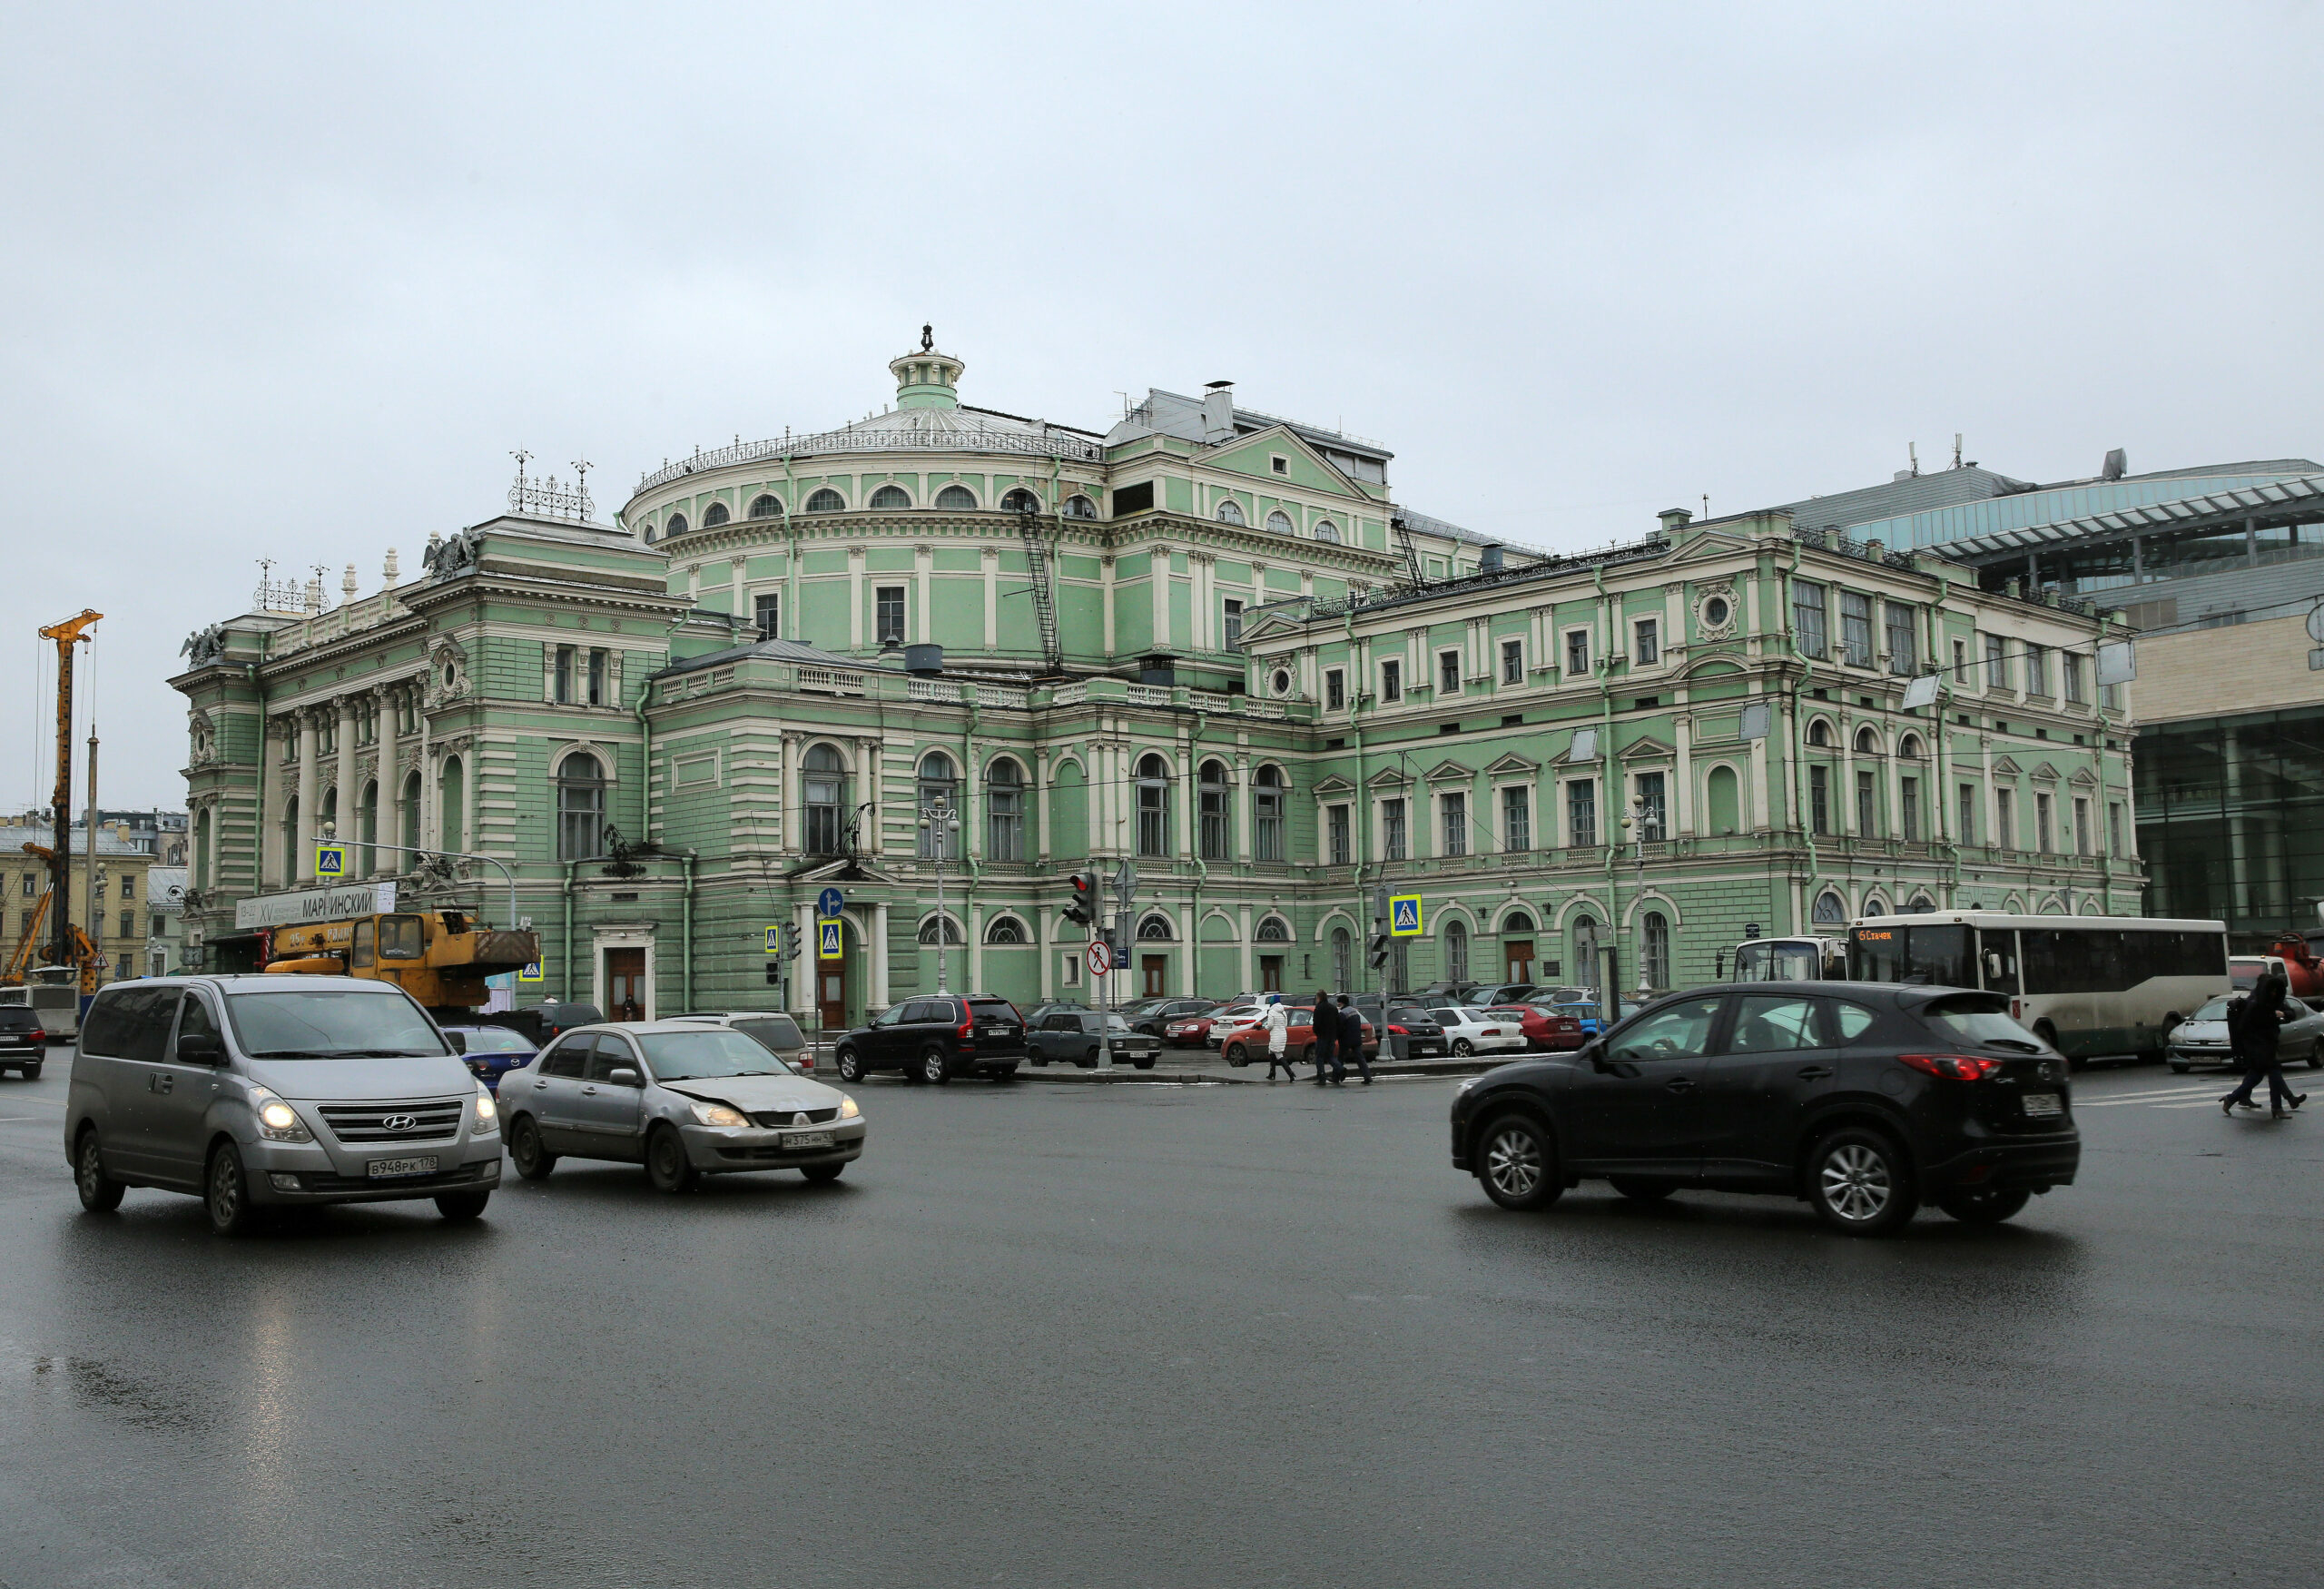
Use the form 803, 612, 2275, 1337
635, 424, 1103, 495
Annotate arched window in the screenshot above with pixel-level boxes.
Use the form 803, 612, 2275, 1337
557, 751, 606, 861
1064, 494, 1098, 520
1855, 725, 1880, 755
984, 914, 1028, 944
438, 755, 465, 852
1314, 520, 1341, 544
1643, 911, 1670, 989
1255, 915, 1291, 943
193, 807, 212, 890
869, 485, 911, 509
987, 757, 1024, 862
1253, 764, 1285, 862
917, 914, 964, 945
1332, 926, 1353, 990
1572, 914, 1600, 984
1705, 764, 1741, 834
399, 771, 421, 853
1001, 488, 1040, 514
1906, 893, 1935, 913
1807, 718, 1831, 747
1137, 753, 1171, 857
1198, 759, 1231, 861
1502, 910, 1535, 934
1864, 896, 1887, 917
702, 502, 729, 527
1137, 913, 1174, 941
1446, 919, 1470, 982
1216, 498, 1246, 526
1898, 734, 1924, 759
1265, 509, 1295, 535
803, 744, 848, 854
916, 752, 958, 859
358, 779, 379, 873
281, 794, 299, 879
804, 489, 845, 512
1813, 890, 1847, 926
935, 484, 979, 510
665, 512, 688, 537
749, 494, 781, 518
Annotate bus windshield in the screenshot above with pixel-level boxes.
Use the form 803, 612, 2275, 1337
1849, 924, 1974, 988
1734, 941, 1827, 981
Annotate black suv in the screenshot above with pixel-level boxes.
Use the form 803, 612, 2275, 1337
0, 1005, 47, 1077
834, 995, 1027, 1085
1449, 982, 2078, 1236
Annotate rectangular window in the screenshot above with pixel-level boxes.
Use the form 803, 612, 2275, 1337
875, 586, 907, 644
1502, 638, 1524, 685
1952, 637, 1968, 684
1810, 765, 1831, 835
1111, 481, 1153, 516
1380, 658, 1402, 703
1884, 602, 1915, 675
1634, 618, 1659, 666
2036, 791, 2054, 853
1984, 634, 2008, 691
1635, 771, 1666, 840
1900, 776, 1921, 842
1855, 768, 1876, 836
1996, 788, 2015, 851
1222, 599, 1243, 649
1325, 669, 1345, 711
1438, 651, 1462, 695
1382, 798, 1407, 862
1442, 791, 1468, 856
1792, 581, 1828, 658
1564, 630, 1590, 676
2063, 653, 2086, 705
1197, 782, 1226, 863
1502, 785, 1531, 852
553, 645, 576, 705
1327, 804, 1351, 865
1840, 591, 1874, 667
586, 648, 608, 707
1958, 784, 1977, 846
2024, 644, 2049, 697
1255, 783, 1283, 862
1567, 779, 1596, 847
2073, 796, 2091, 854
119, 874, 133, 900
20, 873, 33, 896
754, 594, 781, 642
120, 911, 134, 939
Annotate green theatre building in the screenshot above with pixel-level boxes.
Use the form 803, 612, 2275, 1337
171, 336, 2142, 1025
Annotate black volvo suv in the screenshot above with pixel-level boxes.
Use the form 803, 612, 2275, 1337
833, 995, 1027, 1084
1449, 982, 2078, 1236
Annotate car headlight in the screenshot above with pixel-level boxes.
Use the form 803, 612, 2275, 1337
251, 1088, 313, 1143
836, 1094, 860, 1120
472, 1086, 499, 1131
687, 1101, 750, 1128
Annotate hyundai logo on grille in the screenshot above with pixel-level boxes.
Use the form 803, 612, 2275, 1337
382, 1113, 421, 1131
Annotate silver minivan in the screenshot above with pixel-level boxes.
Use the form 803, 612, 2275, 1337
64, 973, 504, 1234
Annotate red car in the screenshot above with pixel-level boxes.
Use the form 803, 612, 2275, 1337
1167, 1002, 1259, 1048
1216, 1009, 1379, 1068
1487, 1004, 1587, 1052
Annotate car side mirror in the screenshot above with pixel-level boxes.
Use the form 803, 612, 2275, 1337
608, 1067, 642, 1088
177, 1030, 225, 1063
443, 1031, 467, 1053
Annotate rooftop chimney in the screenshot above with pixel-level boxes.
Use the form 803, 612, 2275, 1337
1200, 380, 1236, 444
1479, 544, 1505, 573
1657, 508, 1693, 538
2102, 448, 2127, 481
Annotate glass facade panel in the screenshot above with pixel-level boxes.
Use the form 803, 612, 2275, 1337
2136, 706, 2324, 947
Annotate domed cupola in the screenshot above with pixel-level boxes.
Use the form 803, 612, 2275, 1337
890, 325, 963, 410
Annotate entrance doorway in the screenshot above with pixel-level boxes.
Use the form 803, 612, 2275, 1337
1258, 955, 1284, 993
1141, 955, 1167, 997
606, 947, 647, 1022
1502, 911, 1537, 983
817, 928, 849, 1035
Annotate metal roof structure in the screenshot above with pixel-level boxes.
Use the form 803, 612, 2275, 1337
1942, 472, 2324, 558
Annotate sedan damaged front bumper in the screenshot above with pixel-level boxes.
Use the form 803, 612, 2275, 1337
680, 1120, 867, 1172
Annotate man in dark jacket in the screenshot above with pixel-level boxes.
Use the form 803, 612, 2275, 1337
2223, 968, 2306, 1119
1339, 997, 1371, 1084
1309, 992, 1337, 1087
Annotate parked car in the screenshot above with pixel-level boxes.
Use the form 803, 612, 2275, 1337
1487, 1003, 1588, 1052
1201, 1000, 1271, 1047
438, 1023, 539, 1095
1022, 999, 1091, 1028
1413, 982, 1482, 1004
1164, 1002, 1243, 1047
833, 995, 1026, 1084
534, 1002, 606, 1042
1427, 1006, 1529, 1057
2167, 992, 2324, 1072
1450, 982, 2080, 1235
1029, 1010, 1158, 1069
1215, 1008, 1378, 1068
1548, 996, 1606, 1036
501, 1022, 863, 1192
1347, 996, 1445, 1060
65, 974, 504, 1234
1461, 982, 1541, 1010
1118, 997, 1217, 1039
0, 1005, 49, 1078
670, 1010, 814, 1073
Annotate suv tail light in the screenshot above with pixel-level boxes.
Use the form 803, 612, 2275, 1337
1387, 1024, 1408, 1035
957, 1005, 975, 1041
1897, 1052, 2004, 1081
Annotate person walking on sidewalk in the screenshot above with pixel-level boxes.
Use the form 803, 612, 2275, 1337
2223, 966, 2307, 1120
1310, 992, 1340, 1086
1259, 994, 1296, 1081
1340, 995, 1371, 1085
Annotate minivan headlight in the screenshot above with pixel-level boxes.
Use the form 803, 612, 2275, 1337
837, 1094, 861, 1120
251, 1088, 313, 1143
687, 1101, 750, 1128
472, 1087, 499, 1132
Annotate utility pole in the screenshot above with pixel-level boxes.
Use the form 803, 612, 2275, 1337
1103, 857, 1137, 1071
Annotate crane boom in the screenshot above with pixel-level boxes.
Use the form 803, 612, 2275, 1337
35, 610, 99, 971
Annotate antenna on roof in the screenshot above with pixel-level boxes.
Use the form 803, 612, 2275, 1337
1953, 433, 1964, 469
1908, 442, 1920, 478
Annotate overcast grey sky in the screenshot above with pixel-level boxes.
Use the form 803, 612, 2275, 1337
5, 3, 2319, 804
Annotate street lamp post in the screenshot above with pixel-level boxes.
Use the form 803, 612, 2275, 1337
918, 799, 960, 995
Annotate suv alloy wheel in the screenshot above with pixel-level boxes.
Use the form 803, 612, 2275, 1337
835, 1047, 865, 1084
74, 1128, 123, 1212
1476, 1114, 1561, 1211
1806, 1127, 1918, 1237
919, 1045, 950, 1085
206, 1141, 259, 1236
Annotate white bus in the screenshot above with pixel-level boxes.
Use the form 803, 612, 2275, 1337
1724, 935, 1846, 982
1847, 912, 2229, 1065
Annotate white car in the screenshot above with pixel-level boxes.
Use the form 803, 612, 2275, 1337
2168, 993, 2324, 1073
1427, 1007, 1529, 1057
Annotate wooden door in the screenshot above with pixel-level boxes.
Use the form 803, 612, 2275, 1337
1259, 955, 1284, 994
1503, 940, 1535, 984
817, 936, 849, 1037
1141, 955, 1167, 998
606, 947, 647, 1022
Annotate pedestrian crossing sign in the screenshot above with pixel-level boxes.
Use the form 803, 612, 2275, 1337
764, 925, 782, 956
517, 962, 544, 984
313, 842, 348, 878
1389, 893, 1423, 938
817, 920, 844, 961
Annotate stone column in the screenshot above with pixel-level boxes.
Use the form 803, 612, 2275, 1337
295, 709, 320, 881
1034, 746, 1051, 865
731, 558, 749, 622
1674, 717, 1695, 836
869, 901, 890, 1008
1236, 902, 1253, 992
1234, 754, 1251, 863
374, 686, 400, 873
259, 716, 284, 890
913, 544, 932, 643
847, 548, 865, 647
1038, 904, 1053, 1001
781, 731, 802, 856
982, 548, 1000, 650
334, 696, 359, 859
1178, 902, 1196, 995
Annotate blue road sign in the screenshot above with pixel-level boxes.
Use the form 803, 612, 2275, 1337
517, 961, 544, 984
313, 843, 348, 879
764, 925, 782, 955
817, 886, 845, 918
1388, 894, 1423, 938
817, 920, 844, 961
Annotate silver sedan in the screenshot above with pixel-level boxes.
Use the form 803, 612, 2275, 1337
2167, 995, 2324, 1073
500, 1022, 865, 1192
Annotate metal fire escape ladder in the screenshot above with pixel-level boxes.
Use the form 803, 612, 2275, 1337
1016, 504, 1064, 673
1390, 511, 1425, 589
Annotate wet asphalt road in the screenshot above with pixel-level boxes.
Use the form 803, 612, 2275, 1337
1, 1058, 2319, 1589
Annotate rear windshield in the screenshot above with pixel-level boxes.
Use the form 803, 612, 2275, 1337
732, 1015, 805, 1051
0, 1008, 40, 1030
455, 1028, 534, 1052
967, 999, 1020, 1020
1921, 996, 2040, 1049
226, 989, 449, 1058
637, 1029, 794, 1080
2192, 996, 2237, 1022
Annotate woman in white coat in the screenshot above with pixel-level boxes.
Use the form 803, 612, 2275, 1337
1260, 994, 1297, 1081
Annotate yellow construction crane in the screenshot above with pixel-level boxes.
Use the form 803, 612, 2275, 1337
4, 842, 97, 992
35, 610, 100, 977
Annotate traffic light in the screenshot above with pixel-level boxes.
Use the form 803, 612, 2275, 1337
1368, 933, 1391, 971
781, 923, 801, 962
1064, 868, 1098, 925
765, 962, 781, 985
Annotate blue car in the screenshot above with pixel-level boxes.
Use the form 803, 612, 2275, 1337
1548, 999, 1604, 1037
441, 1024, 540, 1095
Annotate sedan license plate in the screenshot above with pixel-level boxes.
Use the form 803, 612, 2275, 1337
784, 1130, 835, 1150
2021, 1092, 2063, 1118
367, 1155, 438, 1179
